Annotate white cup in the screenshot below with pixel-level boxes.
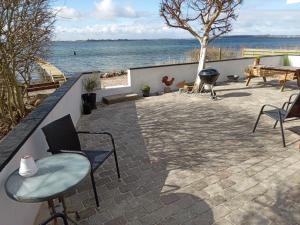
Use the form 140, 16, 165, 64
19, 155, 38, 177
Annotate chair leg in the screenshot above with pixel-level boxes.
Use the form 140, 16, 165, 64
279, 117, 286, 147
253, 112, 263, 133
113, 151, 121, 179
273, 120, 278, 129
90, 172, 100, 207
110, 135, 121, 179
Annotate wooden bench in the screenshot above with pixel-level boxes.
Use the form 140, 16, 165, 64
245, 65, 300, 91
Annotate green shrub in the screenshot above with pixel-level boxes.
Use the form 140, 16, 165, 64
283, 55, 290, 66
83, 75, 100, 93
141, 85, 150, 92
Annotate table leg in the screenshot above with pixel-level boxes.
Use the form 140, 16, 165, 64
297, 76, 300, 87
59, 197, 80, 225
263, 77, 267, 83
280, 72, 288, 92
47, 200, 57, 225
246, 77, 252, 86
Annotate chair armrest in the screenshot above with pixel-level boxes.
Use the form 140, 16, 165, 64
59, 150, 89, 157
261, 104, 281, 111
47, 148, 88, 158
77, 131, 116, 152
288, 93, 298, 103
77, 131, 113, 138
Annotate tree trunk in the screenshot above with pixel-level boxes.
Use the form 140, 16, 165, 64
193, 39, 208, 93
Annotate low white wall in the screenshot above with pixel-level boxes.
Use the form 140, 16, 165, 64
0, 75, 84, 225
288, 55, 300, 67
129, 56, 283, 94
96, 85, 132, 101
130, 63, 197, 95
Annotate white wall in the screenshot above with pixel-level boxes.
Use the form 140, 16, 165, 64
0, 75, 83, 225
129, 56, 282, 94
288, 56, 300, 67
130, 63, 198, 95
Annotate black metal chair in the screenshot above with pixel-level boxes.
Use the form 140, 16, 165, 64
42, 114, 120, 207
253, 93, 300, 147
40, 213, 68, 225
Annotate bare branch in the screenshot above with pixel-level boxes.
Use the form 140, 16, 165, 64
160, 0, 242, 43
160, 0, 242, 92
0, 0, 55, 129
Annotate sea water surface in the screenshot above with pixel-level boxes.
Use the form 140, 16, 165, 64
47, 36, 300, 75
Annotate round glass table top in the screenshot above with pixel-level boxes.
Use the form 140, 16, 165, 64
5, 153, 91, 203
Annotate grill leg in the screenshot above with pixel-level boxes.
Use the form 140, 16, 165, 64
211, 86, 217, 100
199, 81, 205, 93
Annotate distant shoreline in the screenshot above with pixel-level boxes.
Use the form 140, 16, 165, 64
52, 35, 300, 42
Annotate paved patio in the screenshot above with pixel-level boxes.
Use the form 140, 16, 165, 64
41, 80, 300, 225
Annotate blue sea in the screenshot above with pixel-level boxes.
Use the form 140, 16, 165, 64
46, 36, 300, 75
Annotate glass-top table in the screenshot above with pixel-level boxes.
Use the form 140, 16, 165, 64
5, 153, 91, 224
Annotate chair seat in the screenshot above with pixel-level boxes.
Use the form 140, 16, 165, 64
82, 150, 113, 171
264, 109, 287, 120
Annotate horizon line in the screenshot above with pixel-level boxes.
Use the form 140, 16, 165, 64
52, 35, 300, 42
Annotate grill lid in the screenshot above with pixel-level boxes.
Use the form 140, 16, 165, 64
198, 68, 220, 76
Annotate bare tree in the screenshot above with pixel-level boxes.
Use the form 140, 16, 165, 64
160, 0, 242, 92
0, 0, 55, 130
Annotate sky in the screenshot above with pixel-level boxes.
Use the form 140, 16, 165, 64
52, 0, 300, 41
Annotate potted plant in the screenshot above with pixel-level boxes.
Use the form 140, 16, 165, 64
283, 55, 290, 66
82, 75, 100, 111
82, 94, 92, 115
254, 56, 261, 66
141, 85, 150, 97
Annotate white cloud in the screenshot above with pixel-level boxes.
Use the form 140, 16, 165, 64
287, 0, 300, 4
54, 22, 188, 40
53, 2, 300, 40
94, 0, 145, 19
231, 9, 300, 35
53, 6, 82, 20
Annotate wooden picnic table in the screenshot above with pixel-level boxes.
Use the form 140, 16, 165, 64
245, 65, 300, 91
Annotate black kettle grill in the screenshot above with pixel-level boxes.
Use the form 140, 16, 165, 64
198, 68, 220, 99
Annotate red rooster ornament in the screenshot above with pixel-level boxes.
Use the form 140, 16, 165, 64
162, 76, 175, 86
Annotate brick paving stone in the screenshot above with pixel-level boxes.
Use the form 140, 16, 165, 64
211, 195, 227, 206
88, 211, 112, 225
211, 204, 231, 222
104, 216, 127, 225
220, 179, 236, 189
160, 194, 180, 205
79, 207, 97, 220
192, 180, 209, 190
114, 192, 133, 204
142, 200, 164, 213
125, 206, 147, 222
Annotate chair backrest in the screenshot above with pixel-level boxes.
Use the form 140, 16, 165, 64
42, 114, 81, 153
286, 92, 300, 119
